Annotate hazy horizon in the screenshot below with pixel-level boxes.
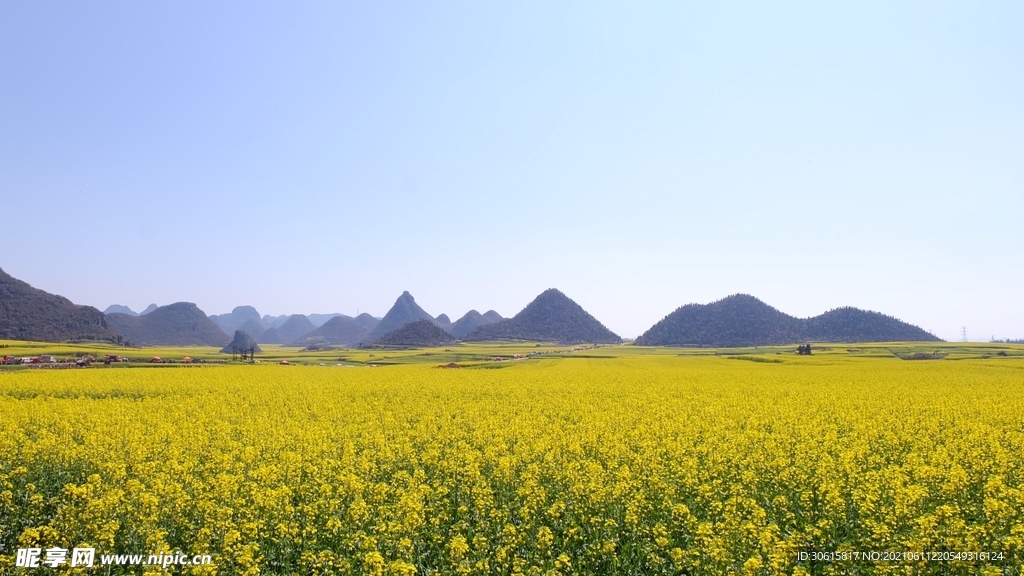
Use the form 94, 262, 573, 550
2, 2, 1021, 341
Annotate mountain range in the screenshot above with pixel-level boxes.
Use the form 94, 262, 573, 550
292, 313, 381, 348
208, 307, 346, 335
0, 268, 945, 348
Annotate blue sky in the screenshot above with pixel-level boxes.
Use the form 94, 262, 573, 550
2, 1, 1021, 340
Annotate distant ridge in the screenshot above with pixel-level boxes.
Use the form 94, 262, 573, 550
236, 318, 268, 340
209, 306, 262, 334
106, 302, 230, 346
104, 304, 137, 316
256, 313, 340, 329
263, 314, 289, 328
635, 294, 941, 347
435, 314, 452, 328
0, 267, 119, 343
354, 313, 381, 331
258, 326, 283, 344
307, 313, 342, 328
449, 309, 503, 339
140, 304, 158, 315
464, 289, 620, 344
221, 330, 262, 354
361, 292, 441, 343
292, 315, 369, 347
375, 319, 455, 347
258, 314, 314, 345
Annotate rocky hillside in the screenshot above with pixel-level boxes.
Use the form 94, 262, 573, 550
0, 268, 119, 342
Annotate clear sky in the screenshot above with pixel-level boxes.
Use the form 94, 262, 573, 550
2, 1, 1021, 340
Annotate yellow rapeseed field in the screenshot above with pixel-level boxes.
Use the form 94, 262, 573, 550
1, 354, 1022, 575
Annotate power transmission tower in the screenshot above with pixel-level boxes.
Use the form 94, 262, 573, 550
961, 326, 968, 342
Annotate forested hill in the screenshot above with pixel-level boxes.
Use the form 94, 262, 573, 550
292, 315, 370, 347
635, 294, 940, 347
221, 330, 262, 354
106, 302, 230, 347
0, 267, 119, 342
464, 289, 620, 344
375, 320, 455, 347
260, 314, 315, 345
361, 292, 442, 343
449, 310, 503, 339
805, 307, 939, 342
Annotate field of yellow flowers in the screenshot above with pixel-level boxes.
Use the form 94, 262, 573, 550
1, 353, 1022, 575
